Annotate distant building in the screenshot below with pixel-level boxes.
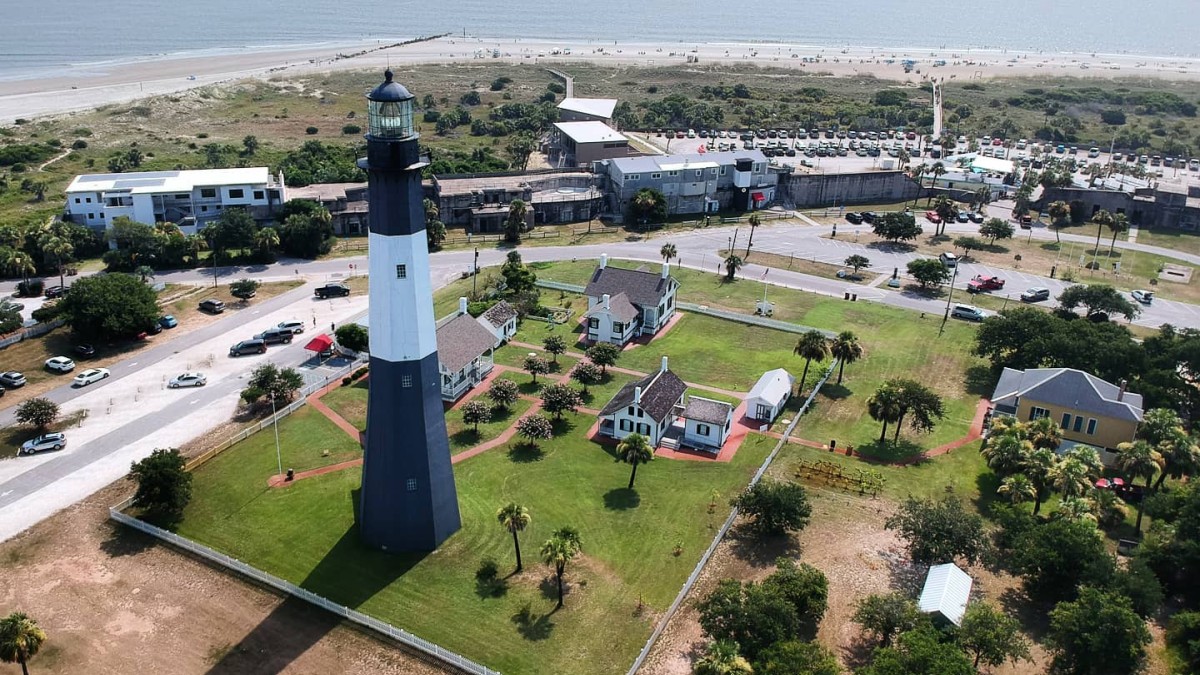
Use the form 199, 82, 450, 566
425, 169, 601, 232
557, 98, 618, 125
594, 150, 774, 221
583, 255, 678, 346
64, 168, 286, 233
990, 367, 1144, 460
1039, 184, 1200, 231
549, 121, 631, 168
598, 357, 687, 446
286, 182, 368, 235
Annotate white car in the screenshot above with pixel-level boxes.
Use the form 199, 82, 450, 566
277, 320, 306, 334
169, 372, 208, 388
1132, 289, 1154, 304
72, 368, 110, 387
45, 356, 76, 373
20, 432, 67, 455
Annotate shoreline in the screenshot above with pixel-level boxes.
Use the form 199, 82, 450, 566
4, 35, 1200, 124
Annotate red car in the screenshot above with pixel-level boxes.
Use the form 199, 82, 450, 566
967, 275, 1006, 293
925, 210, 942, 224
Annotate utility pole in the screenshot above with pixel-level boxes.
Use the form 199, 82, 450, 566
471, 247, 479, 297
938, 263, 960, 337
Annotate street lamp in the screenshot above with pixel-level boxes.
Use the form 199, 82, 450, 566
938, 262, 961, 336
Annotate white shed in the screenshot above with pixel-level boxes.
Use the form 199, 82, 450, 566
918, 563, 973, 626
745, 369, 795, 422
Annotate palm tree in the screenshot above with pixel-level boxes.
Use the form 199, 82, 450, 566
541, 528, 583, 608
867, 384, 903, 443
722, 253, 742, 282
39, 234, 73, 289
616, 433, 654, 489
1137, 408, 1196, 490
133, 265, 155, 283
253, 227, 280, 256
422, 197, 440, 223
829, 331, 863, 385
932, 195, 956, 235
1047, 200, 1070, 244
1026, 416, 1063, 452
1024, 448, 1058, 515
1054, 496, 1098, 524
982, 432, 1033, 477
926, 162, 946, 205
1052, 457, 1095, 499
1116, 440, 1164, 533
1090, 209, 1114, 259
2, 250, 35, 286
998, 474, 1037, 505
184, 233, 207, 265
793, 330, 829, 395
693, 640, 753, 675
496, 502, 531, 572
0, 611, 47, 675
1106, 212, 1129, 258
660, 242, 677, 264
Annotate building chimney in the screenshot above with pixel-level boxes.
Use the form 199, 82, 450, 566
459, 297, 468, 316
634, 386, 642, 404
599, 254, 608, 269
1118, 379, 1127, 401
661, 261, 670, 279
661, 356, 669, 373
602, 293, 611, 309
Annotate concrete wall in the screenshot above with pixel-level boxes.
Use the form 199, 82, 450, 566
778, 170, 920, 208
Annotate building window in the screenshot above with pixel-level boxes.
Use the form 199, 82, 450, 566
628, 174, 640, 181
668, 171, 678, 177
695, 170, 702, 177
1073, 416, 1084, 433
697, 423, 712, 436
253, 190, 264, 200
1086, 419, 1097, 435
200, 188, 217, 198
1061, 413, 1071, 429
85, 197, 92, 203
619, 419, 632, 432
587, 317, 599, 329
709, 168, 718, 176
228, 188, 244, 199
74, 198, 80, 204
396, 264, 407, 279
1029, 406, 1049, 420
651, 173, 661, 179
636, 423, 650, 435
636, 408, 644, 418
720, 166, 727, 175
201, 206, 208, 212
175, 194, 189, 199
406, 479, 417, 492
401, 375, 413, 388
87, 213, 94, 220
99, 213, 105, 219
612, 322, 624, 333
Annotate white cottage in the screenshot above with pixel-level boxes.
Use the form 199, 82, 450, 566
583, 255, 679, 346
476, 300, 518, 348
681, 396, 734, 451
918, 563, 974, 627
745, 368, 795, 423
435, 299, 498, 401
598, 357, 687, 446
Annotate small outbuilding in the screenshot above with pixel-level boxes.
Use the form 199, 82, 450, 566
681, 396, 734, 451
917, 563, 973, 626
745, 368, 795, 423
476, 300, 518, 347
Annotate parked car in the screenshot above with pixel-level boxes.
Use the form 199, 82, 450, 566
254, 327, 295, 345
968, 211, 985, 224
146, 321, 163, 335
1020, 287, 1051, 302
169, 372, 208, 388
0, 371, 27, 388
314, 283, 351, 299
44, 285, 68, 299
45, 356, 76, 373
277, 320, 306, 334
861, 212, 877, 223
72, 368, 110, 387
229, 339, 267, 357
1132, 289, 1154, 304
938, 252, 959, 267
950, 304, 986, 321
159, 315, 178, 329
967, 275, 1005, 293
73, 343, 96, 358
845, 212, 863, 224
20, 432, 67, 455
956, 211, 970, 223
199, 299, 226, 314
925, 210, 942, 224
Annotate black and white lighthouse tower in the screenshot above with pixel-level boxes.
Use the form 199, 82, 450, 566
358, 71, 461, 552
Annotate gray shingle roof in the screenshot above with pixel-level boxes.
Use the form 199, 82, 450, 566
990, 367, 1144, 422
584, 265, 674, 309
682, 397, 733, 425
599, 369, 688, 422
436, 314, 497, 373
585, 292, 639, 322
480, 300, 517, 328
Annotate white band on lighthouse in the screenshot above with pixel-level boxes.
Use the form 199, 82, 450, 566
367, 230, 437, 362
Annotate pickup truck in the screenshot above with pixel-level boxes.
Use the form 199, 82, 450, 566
314, 283, 351, 299
967, 275, 1005, 293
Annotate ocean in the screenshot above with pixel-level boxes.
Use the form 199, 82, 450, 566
1, 0, 1195, 80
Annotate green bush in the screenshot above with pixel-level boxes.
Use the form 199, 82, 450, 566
71, 139, 88, 149
305, 126, 319, 135
31, 303, 62, 323
341, 124, 362, 135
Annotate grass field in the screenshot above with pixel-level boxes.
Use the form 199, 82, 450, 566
175, 406, 773, 675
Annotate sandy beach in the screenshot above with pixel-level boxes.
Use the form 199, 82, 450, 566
3, 35, 1200, 124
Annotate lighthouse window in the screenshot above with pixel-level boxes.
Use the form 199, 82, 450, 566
396, 264, 407, 279
401, 375, 413, 388
406, 479, 417, 492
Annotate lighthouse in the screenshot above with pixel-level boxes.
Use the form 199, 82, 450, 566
357, 71, 461, 552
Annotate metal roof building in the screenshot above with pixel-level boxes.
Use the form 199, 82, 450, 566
918, 563, 973, 626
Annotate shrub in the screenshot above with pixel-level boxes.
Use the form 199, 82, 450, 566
16, 279, 44, 297
30, 303, 63, 323
15, 398, 60, 430
733, 480, 812, 536
305, 126, 319, 135
71, 139, 88, 150
341, 124, 362, 135
197, 132, 209, 139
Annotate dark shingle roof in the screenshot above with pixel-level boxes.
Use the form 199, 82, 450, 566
584, 265, 675, 309
682, 397, 733, 425
480, 300, 517, 328
585, 292, 639, 322
599, 368, 687, 422
437, 314, 497, 373
990, 367, 1144, 422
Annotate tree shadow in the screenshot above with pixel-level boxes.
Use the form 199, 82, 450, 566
998, 586, 1052, 642
99, 520, 158, 558
820, 383, 852, 400
881, 548, 926, 596
899, 284, 945, 299
964, 364, 997, 397
726, 523, 802, 569
866, 240, 916, 253
474, 575, 509, 599
511, 604, 556, 641
450, 429, 482, 447
550, 416, 577, 436
508, 442, 545, 463
853, 439, 927, 463
973, 470, 1002, 517
839, 634, 881, 672
603, 487, 641, 511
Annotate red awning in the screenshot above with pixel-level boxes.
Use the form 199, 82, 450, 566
751, 192, 765, 201
304, 334, 334, 352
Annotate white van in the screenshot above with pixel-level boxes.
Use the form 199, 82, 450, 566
939, 252, 959, 267
951, 304, 985, 321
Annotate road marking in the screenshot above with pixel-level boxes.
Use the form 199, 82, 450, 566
128, 362, 138, 367
1, 490, 12, 498
189, 399, 200, 405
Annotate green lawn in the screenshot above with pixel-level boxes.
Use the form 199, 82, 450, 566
446, 397, 534, 451
578, 371, 639, 410
493, 343, 579, 373
174, 409, 772, 675
320, 379, 368, 430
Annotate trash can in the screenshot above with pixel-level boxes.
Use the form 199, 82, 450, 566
829, 439, 837, 452
851, 293, 858, 301
286, 469, 295, 482
844, 292, 850, 300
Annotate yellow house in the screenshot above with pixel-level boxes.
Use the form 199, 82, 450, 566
990, 367, 1143, 461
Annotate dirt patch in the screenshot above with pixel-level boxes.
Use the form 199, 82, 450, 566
0, 479, 451, 674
